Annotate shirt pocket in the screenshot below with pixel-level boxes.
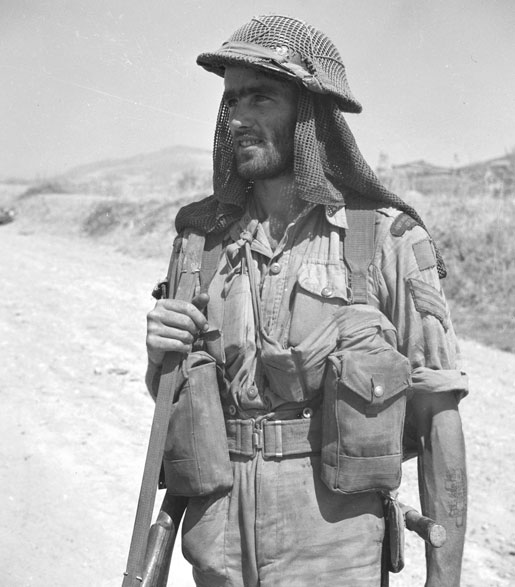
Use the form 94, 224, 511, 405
289, 260, 350, 347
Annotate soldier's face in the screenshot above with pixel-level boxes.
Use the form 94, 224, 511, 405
223, 66, 298, 180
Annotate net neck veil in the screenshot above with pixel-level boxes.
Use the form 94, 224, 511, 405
176, 15, 446, 277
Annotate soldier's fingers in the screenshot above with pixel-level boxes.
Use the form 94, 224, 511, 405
158, 299, 208, 331
146, 331, 192, 356
192, 292, 210, 311
150, 324, 195, 346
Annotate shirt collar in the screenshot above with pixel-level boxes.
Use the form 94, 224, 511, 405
325, 205, 348, 229
228, 199, 347, 254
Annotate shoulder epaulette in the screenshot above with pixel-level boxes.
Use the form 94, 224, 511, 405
390, 212, 419, 237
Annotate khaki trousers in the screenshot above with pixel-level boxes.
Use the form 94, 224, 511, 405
182, 452, 384, 586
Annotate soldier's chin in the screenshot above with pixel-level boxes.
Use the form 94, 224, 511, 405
236, 155, 284, 181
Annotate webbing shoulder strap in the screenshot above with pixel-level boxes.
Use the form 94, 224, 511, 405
199, 232, 225, 294
162, 231, 224, 299
122, 229, 205, 587
344, 206, 378, 305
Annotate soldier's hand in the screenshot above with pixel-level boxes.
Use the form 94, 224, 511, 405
146, 293, 210, 366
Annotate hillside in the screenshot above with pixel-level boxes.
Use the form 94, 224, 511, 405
20, 145, 213, 200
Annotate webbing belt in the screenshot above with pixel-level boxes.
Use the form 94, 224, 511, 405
225, 413, 322, 458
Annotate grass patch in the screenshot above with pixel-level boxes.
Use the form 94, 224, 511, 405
82, 202, 129, 236
19, 180, 73, 198
79, 195, 197, 258
421, 192, 515, 352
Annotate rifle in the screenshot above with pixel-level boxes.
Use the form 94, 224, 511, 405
140, 493, 188, 587
122, 231, 205, 587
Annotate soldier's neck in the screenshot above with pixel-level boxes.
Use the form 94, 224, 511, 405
253, 174, 305, 248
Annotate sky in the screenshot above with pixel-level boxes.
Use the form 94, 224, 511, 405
1, 0, 514, 179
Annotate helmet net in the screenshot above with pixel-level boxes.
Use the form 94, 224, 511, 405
177, 15, 446, 277
196, 14, 362, 112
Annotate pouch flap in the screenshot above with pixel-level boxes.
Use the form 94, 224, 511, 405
178, 351, 217, 391
340, 348, 411, 405
297, 261, 350, 302
334, 305, 397, 347
185, 350, 216, 370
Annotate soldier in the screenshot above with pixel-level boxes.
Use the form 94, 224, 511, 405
146, 15, 468, 587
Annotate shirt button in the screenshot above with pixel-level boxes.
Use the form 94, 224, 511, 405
228, 405, 237, 416
269, 262, 281, 275
373, 385, 384, 398
321, 286, 333, 297
247, 385, 258, 399
302, 407, 313, 419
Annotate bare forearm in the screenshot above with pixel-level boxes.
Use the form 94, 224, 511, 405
416, 396, 467, 587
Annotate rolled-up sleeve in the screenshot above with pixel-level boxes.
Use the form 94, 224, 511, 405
370, 212, 468, 400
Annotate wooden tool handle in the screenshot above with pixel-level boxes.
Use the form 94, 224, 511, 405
401, 504, 447, 548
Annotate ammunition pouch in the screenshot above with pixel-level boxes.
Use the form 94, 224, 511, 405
321, 305, 411, 494
259, 315, 339, 403
163, 351, 233, 497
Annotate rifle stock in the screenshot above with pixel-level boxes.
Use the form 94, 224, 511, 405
141, 494, 188, 587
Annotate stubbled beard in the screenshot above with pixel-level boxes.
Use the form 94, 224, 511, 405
234, 128, 294, 180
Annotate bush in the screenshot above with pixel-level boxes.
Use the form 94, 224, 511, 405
82, 203, 121, 236
420, 192, 515, 352
19, 181, 72, 198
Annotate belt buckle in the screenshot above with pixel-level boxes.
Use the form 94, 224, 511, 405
252, 426, 263, 451
252, 415, 275, 456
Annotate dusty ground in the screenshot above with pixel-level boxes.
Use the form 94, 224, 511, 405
1, 206, 514, 586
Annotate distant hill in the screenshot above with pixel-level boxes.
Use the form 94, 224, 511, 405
17, 144, 515, 203
51, 145, 213, 199
380, 152, 515, 198
63, 145, 211, 181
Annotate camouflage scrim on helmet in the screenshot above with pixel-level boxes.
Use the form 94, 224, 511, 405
197, 14, 362, 113
180, 14, 447, 278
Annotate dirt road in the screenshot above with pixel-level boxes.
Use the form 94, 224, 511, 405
1, 219, 514, 586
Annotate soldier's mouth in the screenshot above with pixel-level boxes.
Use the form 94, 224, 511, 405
236, 136, 263, 149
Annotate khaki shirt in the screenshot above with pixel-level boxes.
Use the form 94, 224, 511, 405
147, 202, 468, 414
